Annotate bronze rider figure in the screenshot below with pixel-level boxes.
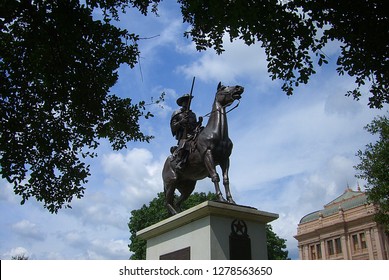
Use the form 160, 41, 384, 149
170, 93, 202, 170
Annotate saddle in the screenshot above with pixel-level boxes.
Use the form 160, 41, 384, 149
169, 125, 203, 171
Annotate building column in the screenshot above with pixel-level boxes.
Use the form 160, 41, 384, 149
346, 233, 353, 259
365, 228, 374, 259
298, 246, 303, 260
341, 235, 349, 260
320, 240, 326, 260
373, 227, 385, 259
303, 244, 309, 260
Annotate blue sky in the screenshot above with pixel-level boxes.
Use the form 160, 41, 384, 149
0, 2, 386, 260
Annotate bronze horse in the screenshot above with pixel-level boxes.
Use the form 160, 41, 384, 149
162, 82, 244, 215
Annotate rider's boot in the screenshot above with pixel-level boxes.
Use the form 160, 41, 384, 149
175, 150, 188, 171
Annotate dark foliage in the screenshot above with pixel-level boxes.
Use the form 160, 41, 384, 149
0, 0, 160, 213
355, 113, 389, 231
179, 0, 388, 108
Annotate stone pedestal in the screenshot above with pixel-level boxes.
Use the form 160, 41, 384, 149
137, 201, 278, 260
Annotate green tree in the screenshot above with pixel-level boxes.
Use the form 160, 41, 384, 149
355, 113, 389, 231
266, 224, 289, 260
128, 192, 289, 260
179, 0, 388, 108
11, 254, 29, 260
0, 0, 161, 213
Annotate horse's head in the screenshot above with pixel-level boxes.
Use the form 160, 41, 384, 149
215, 82, 244, 107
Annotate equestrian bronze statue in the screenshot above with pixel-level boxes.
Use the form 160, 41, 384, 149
162, 82, 244, 215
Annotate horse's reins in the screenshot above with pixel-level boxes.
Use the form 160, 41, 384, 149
202, 99, 241, 118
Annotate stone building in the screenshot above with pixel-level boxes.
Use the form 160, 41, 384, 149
294, 187, 388, 260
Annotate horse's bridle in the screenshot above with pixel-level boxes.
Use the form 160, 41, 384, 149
202, 89, 241, 118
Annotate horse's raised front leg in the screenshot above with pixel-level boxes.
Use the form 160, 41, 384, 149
204, 149, 226, 202
176, 180, 196, 211
220, 158, 236, 204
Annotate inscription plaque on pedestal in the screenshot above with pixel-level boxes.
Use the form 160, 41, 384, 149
229, 219, 251, 260
159, 247, 191, 260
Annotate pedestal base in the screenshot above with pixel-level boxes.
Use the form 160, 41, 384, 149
137, 201, 278, 260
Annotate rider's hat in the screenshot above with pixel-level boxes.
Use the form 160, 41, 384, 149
176, 94, 193, 106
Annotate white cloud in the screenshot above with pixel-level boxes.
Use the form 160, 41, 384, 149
229, 73, 378, 190
53, 230, 129, 259
0, 182, 18, 204
101, 148, 164, 209
62, 230, 86, 247
87, 238, 129, 260
176, 38, 269, 85
11, 220, 46, 241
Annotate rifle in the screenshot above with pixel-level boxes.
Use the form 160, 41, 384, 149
182, 77, 195, 139
187, 76, 195, 113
